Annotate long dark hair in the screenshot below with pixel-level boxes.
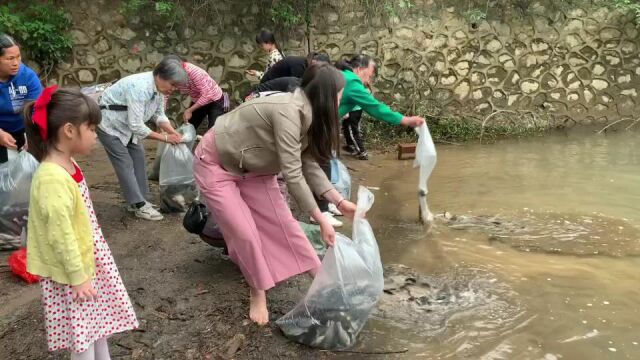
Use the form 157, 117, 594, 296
0, 33, 18, 56
23, 88, 102, 161
335, 54, 373, 71
301, 63, 345, 163
256, 29, 284, 57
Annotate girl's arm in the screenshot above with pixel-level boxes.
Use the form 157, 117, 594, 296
38, 178, 90, 286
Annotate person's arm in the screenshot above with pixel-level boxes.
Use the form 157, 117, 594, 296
272, 107, 324, 214
38, 177, 90, 286
345, 80, 404, 125
126, 87, 181, 144
125, 85, 154, 139
300, 150, 357, 220
25, 69, 43, 101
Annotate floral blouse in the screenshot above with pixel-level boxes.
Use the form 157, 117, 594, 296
256, 48, 284, 80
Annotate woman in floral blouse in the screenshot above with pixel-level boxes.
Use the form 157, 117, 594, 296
246, 30, 284, 80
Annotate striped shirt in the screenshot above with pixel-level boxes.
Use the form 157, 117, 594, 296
175, 62, 223, 107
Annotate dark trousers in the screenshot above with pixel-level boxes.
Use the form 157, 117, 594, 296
315, 161, 331, 212
189, 98, 226, 131
342, 110, 365, 153
0, 129, 26, 164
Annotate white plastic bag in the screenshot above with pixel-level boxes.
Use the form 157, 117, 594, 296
276, 186, 383, 349
159, 124, 198, 212
0, 151, 39, 250
80, 82, 112, 102
414, 124, 437, 225
330, 158, 351, 200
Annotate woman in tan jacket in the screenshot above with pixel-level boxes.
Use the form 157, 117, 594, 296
193, 64, 358, 325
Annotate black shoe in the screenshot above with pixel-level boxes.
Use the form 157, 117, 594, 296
342, 145, 357, 155
356, 151, 369, 160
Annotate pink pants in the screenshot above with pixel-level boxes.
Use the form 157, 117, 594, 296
193, 131, 321, 290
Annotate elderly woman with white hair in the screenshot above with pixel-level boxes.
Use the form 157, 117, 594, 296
98, 58, 186, 221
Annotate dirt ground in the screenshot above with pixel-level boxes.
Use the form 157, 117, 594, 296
0, 142, 374, 360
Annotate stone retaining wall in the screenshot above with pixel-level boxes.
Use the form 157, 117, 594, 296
51, 0, 640, 125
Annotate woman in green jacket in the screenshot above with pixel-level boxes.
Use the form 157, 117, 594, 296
337, 54, 425, 159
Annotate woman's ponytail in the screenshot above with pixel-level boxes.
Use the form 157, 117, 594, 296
23, 101, 47, 162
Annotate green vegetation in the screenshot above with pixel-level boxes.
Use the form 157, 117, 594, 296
0, 2, 73, 77
121, 0, 175, 17
362, 106, 549, 150
607, 0, 640, 22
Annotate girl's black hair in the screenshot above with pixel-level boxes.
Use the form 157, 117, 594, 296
301, 63, 346, 163
256, 29, 284, 57
24, 88, 102, 161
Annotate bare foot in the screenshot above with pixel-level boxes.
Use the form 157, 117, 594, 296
249, 288, 269, 325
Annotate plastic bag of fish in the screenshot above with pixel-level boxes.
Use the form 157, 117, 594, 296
276, 186, 383, 349
0, 151, 39, 250
414, 123, 437, 225
159, 124, 198, 212
330, 158, 351, 200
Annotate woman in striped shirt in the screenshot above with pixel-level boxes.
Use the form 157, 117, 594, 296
164, 55, 225, 131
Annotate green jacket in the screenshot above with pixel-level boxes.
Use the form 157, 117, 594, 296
338, 69, 403, 125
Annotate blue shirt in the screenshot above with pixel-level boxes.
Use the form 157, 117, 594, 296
0, 64, 43, 132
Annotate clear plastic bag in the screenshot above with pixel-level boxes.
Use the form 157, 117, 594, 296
330, 158, 351, 200
414, 124, 437, 225
276, 186, 383, 350
149, 124, 197, 181
159, 124, 199, 212
80, 82, 112, 102
0, 151, 39, 250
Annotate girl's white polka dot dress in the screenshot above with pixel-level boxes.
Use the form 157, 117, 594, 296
40, 164, 138, 353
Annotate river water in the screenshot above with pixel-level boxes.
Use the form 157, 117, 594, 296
348, 129, 640, 359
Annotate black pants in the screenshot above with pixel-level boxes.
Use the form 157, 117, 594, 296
0, 129, 26, 164
315, 161, 331, 212
189, 98, 226, 131
342, 110, 365, 153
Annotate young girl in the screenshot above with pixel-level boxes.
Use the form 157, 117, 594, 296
246, 29, 284, 80
25, 86, 138, 359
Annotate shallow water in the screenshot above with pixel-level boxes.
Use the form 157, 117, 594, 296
350, 130, 640, 359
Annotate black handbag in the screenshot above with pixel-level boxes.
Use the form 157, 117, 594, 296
183, 201, 208, 234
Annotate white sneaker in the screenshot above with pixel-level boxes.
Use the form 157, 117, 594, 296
126, 202, 159, 212
134, 203, 164, 221
311, 212, 343, 227
328, 203, 343, 217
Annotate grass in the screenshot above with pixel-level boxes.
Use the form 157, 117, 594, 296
360, 108, 551, 151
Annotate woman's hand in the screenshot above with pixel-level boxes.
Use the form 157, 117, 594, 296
319, 218, 337, 247
183, 109, 193, 123
166, 133, 182, 145
0, 130, 17, 149
245, 69, 258, 77
72, 279, 97, 303
400, 116, 426, 128
337, 200, 357, 220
